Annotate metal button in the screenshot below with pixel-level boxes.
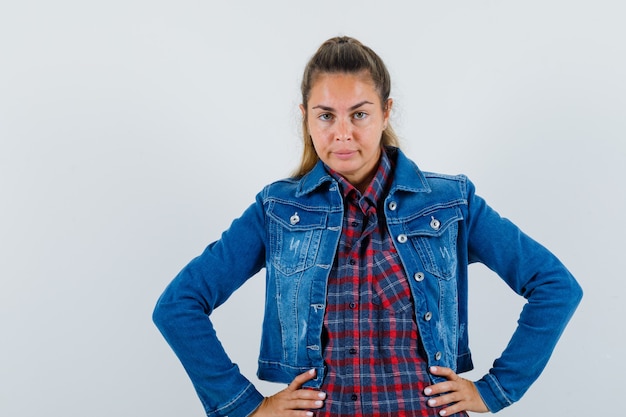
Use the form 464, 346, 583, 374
388, 201, 397, 211
435, 351, 442, 361
290, 212, 300, 225
424, 312, 432, 321
414, 272, 425, 282
430, 216, 441, 230
397, 234, 408, 243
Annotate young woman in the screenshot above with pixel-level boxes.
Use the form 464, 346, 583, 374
153, 36, 582, 417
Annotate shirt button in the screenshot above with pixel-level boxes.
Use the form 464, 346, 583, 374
424, 312, 432, 321
414, 272, 425, 282
388, 201, 397, 211
349, 302, 357, 309
397, 234, 408, 243
349, 348, 357, 354
351, 394, 358, 401
435, 351, 442, 361
351, 221, 359, 227
349, 259, 356, 265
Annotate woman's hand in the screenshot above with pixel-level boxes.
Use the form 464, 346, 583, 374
424, 366, 489, 416
250, 369, 326, 417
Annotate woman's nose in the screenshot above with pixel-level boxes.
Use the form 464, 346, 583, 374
335, 119, 351, 141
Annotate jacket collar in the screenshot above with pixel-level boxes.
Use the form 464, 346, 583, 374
296, 161, 334, 197
296, 147, 431, 197
386, 147, 431, 194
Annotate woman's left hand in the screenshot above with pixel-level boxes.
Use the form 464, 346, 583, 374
424, 366, 489, 416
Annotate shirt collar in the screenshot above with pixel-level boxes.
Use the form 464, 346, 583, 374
295, 146, 430, 197
325, 147, 394, 207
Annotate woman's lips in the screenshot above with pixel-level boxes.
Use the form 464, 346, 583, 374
333, 150, 356, 160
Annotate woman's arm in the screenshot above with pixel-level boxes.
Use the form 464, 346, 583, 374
153, 197, 268, 417
462, 178, 583, 412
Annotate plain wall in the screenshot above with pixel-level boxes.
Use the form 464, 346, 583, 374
1, 1, 624, 416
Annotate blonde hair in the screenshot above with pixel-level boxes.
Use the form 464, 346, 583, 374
293, 36, 400, 178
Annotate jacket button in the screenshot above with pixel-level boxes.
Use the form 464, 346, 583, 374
397, 234, 408, 243
388, 201, 397, 211
430, 216, 441, 230
424, 312, 432, 321
414, 272, 425, 282
290, 212, 300, 225
435, 351, 442, 361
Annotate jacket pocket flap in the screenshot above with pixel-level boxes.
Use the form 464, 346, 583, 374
403, 206, 462, 237
268, 201, 328, 230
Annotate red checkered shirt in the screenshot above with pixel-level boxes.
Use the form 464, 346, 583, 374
316, 149, 467, 417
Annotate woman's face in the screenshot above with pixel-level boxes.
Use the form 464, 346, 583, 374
301, 72, 392, 191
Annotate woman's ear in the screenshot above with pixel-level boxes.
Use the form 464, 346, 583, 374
384, 98, 393, 117
383, 98, 393, 129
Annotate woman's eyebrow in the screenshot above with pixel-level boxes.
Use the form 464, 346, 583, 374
311, 100, 374, 111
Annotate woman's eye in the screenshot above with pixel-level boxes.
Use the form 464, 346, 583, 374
318, 113, 333, 121
353, 111, 367, 120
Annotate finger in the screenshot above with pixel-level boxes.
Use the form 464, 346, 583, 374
288, 395, 326, 411
438, 403, 463, 417
424, 380, 454, 396
427, 393, 471, 417
425, 378, 488, 415
426, 392, 458, 408
436, 396, 480, 417
424, 366, 460, 396
287, 369, 318, 391
429, 366, 458, 380
426, 377, 470, 403
290, 389, 327, 404
256, 389, 325, 416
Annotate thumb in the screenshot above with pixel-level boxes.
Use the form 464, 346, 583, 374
287, 369, 317, 391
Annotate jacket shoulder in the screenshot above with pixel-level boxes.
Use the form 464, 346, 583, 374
260, 177, 303, 202
420, 171, 472, 201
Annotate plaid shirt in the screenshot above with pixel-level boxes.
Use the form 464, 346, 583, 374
316, 150, 467, 417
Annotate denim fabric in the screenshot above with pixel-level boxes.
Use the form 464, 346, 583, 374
153, 147, 582, 417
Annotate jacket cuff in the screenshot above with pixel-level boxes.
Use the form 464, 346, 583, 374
207, 383, 264, 417
474, 373, 513, 413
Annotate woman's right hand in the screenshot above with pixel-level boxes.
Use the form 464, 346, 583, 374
250, 369, 326, 417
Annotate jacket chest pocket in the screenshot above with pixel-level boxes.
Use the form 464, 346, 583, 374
267, 201, 327, 275
403, 206, 462, 279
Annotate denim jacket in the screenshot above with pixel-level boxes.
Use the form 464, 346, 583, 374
153, 147, 582, 417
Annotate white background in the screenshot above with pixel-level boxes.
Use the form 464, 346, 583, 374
1, 1, 624, 416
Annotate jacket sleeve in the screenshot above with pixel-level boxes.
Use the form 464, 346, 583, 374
152, 193, 267, 417
463, 178, 583, 412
